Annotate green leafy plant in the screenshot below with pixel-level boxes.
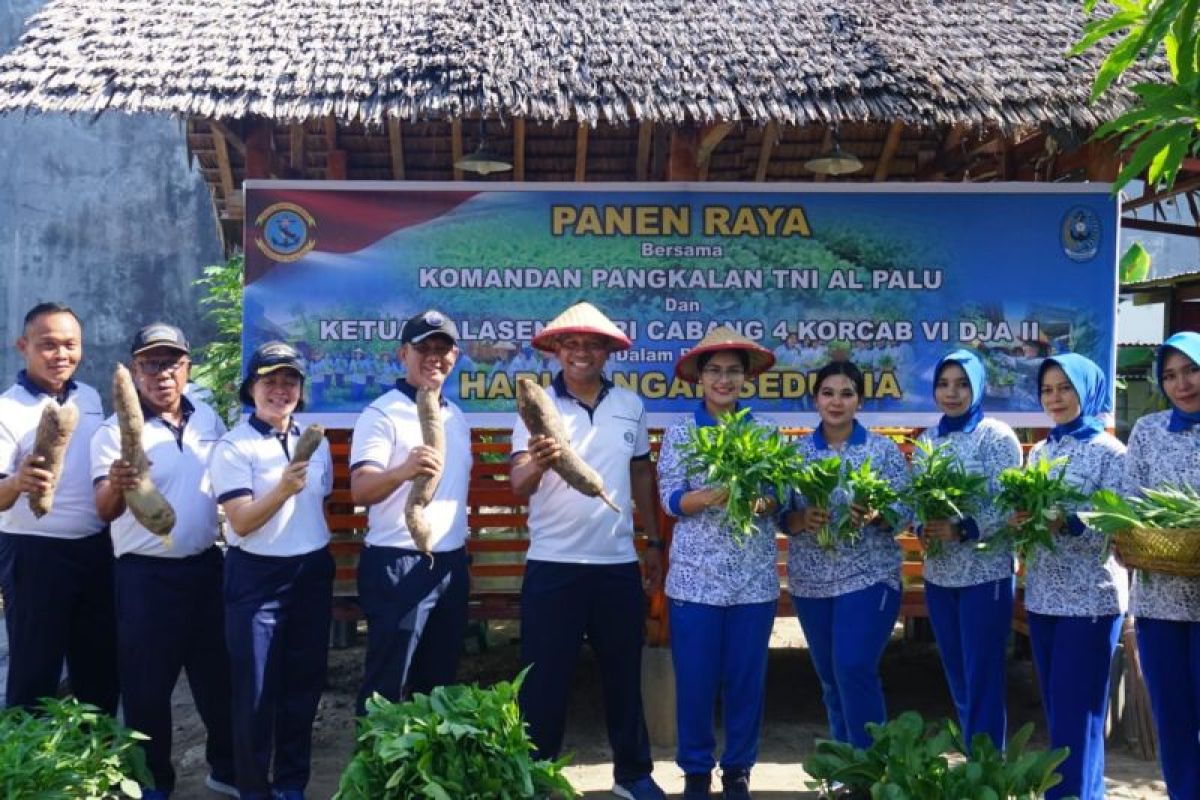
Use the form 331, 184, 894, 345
803, 711, 1068, 800
908, 439, 990, 558
792, 455, 847, 550
1080, 484, 1200, 533
678, 408, 804, 545
191, 254, 245, 426
844, 457, 904, 534
987, 458, 1088, 560
334, 669, 576, 800
0, 697, 152, 798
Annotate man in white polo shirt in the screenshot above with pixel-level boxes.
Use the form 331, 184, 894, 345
91, 322, 235, 800
0, 302, 118, 713
350, 310, 471, 715
510, 301, 665, 800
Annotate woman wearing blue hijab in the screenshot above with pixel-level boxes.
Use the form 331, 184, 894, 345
915, 350, 1021, 751
1015, 353, 1127, 800
1124, 331, 1200, 800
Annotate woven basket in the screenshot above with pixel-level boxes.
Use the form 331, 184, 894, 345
1114, 527, 1200, 577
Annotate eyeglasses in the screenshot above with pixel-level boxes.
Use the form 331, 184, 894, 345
701, 366, 746, 380
135, 358, 188, 376
413, 342, 457, 358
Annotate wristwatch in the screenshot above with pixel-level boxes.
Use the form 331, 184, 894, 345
645, 538, 665, 550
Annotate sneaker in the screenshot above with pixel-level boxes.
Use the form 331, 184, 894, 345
682, 772, 713, 799
203, 774, 240, 798
721, 768, 752, 800
611, 775, 667, 800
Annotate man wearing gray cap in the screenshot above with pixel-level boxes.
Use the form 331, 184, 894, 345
91, 322, 236, 799
350, 310, 472, 714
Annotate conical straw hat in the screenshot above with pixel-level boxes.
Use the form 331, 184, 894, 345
531, 301, 632, 353
675, 325, 775, 383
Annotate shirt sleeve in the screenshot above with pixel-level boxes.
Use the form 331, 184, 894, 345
0, 417, 20, 476
350, 406, 395, 472
320, 439, 334, 497
1123, 418, 1151, 497
976, 424, 1023, 539
656, 422, 691, 517
209, 437, 255, 503
510, 414, 531, 456
878, 437, 913, 531
633, 403, 651, 459
90, 421, 121, 484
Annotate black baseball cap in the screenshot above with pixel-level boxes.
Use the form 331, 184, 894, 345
401, 310, 459, 346
239, 341, 306, 406
130, 323, 190, 356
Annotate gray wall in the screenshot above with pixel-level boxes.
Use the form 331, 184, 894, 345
0, 0, 222, 403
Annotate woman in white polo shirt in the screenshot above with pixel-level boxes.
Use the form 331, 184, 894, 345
210, 342, 333, 800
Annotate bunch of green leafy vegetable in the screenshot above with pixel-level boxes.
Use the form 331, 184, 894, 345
0, 697, 152, 799
792, 455, 846, 550
804, 711, 1068, 800
844, 457, 904, 534
335, 668, 575, 800
988, 457, 1087, 560
678, 408, 804, 546
1080, 484, 1200, 534
908, 439, 989, 558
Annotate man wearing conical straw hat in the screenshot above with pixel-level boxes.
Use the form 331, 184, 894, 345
511, 301, 667, 800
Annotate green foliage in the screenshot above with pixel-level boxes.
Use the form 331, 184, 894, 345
908, 439, 990, 558
334, 669, 576, 800
987, 458, 1088, 560
191, 254, 245, 426
792, 455, 847, 550
844, 458, 904, 533
1081, 484, 1200, 532
678, 408, 805, 545
1119, 241, 1152, 284
0, 697, 152, 798
803, 711, 1068, 800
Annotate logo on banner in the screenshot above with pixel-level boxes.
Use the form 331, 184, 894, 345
1061, 206, 1100, 262
255, 202, 317, 262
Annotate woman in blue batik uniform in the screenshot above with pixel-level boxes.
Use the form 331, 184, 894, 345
916, 349, 1022, 751
784, 361, 910, 748
1016, 353, 1126, 800
656, 327, 779, 800
1124, 331, 1200, 800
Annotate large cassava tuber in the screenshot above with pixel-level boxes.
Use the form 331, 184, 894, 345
290, 423, 325, 464
112, 364, 176, 541
404, 387, 444, 555
27, 402, 79, 518
516, 377, 619, 513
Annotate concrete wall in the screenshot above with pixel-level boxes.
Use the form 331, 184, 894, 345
0, 0, 222, 403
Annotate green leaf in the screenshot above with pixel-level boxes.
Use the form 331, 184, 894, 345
1120, 241, 1152, 284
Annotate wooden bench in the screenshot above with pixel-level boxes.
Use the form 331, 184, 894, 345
323, 428, 1032, 644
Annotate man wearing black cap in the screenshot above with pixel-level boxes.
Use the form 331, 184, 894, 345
0, 302, 118, 713
349, 310, 472, 713
91, 322, 236, 799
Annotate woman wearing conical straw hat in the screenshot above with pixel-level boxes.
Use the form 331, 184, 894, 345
510, 301, 667, 800
656, 326, 779, 800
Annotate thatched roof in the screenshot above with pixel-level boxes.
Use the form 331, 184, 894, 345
0, 0, 1161, 130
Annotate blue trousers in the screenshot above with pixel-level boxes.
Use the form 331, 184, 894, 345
925, 576, 1013, 751
0, 530, 118, 714
1028, 611, 1121, 800
791, 582, 901, 747
669, 599, 775, 775
1135, 617, 1200, 800
225, 547, 334, 800
356, 545, 469, 715
519, 560, 653, 785
115, 548, 235, 794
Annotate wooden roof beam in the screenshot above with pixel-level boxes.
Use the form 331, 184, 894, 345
289, 123, 305, 174
874, 121, 904, 181
575, 123, 589, 182
513, 117, 526, 181
244, 117, 276, 180
636, 121, 652, 181
387, 118, 405, 180
207, 118, 246, 157
322, 115, 346, 180
697, 121, 735, 180
1123, 173, 1200, 211
915, 123, 967, 179
210, 121, 237, 216
755, 121, 778, 182
451, 118, 464, 181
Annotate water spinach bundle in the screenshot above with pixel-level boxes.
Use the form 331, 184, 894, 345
1080, 484, 1200, 534
908, 439, 989, 557
678, 407, 802, 546
990, 457, 1086, 559
844, 457, 904, 533
792, 455, 849, 550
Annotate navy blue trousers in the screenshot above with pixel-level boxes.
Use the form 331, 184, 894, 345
115, 548, 235, 794
0, 530, 119, 714
669, 599, 775, 775
1136, 617, 1200, 800
519, 560, 653, 785
925, 576, 1013, 752
1028, 611, 1121, 800
225, 547, 333, 800
791, 583, 901, 747
356, 545, 469, 715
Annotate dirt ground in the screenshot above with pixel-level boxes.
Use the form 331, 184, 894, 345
166, 618, 1168, 799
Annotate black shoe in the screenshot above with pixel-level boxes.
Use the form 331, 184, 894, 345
682, 772, 712, 800
721, 768, 751, 800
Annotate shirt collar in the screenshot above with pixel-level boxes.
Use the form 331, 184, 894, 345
248, 414, 300, 437
693, 400, 744, 428
394, 379, 447, 407
812, 420, 868, 451
17, 369, 77, 404
140, 393, 195, 424
552, 371, 612, 408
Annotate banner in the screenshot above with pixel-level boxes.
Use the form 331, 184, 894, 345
243, 182, 1118, 428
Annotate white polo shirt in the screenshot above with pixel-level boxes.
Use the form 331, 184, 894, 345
91, 395, 226, 558
0, 374, 106, 538
511, 373, 649, 564
210, 416, 333, 557
350, 382, 471, 551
